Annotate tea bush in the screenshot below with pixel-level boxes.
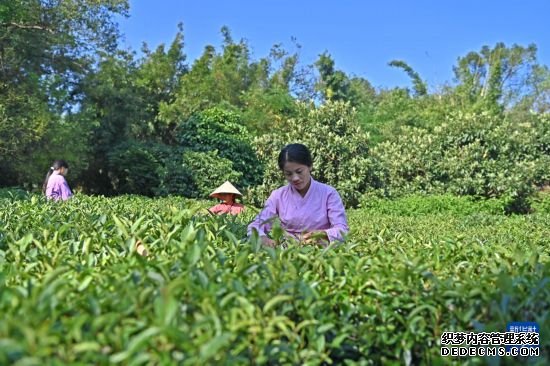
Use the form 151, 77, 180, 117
0, 192, 548, 364
359, 193, 506, 216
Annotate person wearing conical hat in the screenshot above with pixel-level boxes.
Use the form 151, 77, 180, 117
208, 181, 245, 215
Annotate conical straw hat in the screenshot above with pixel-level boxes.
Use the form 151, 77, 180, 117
210, 181, 242, 198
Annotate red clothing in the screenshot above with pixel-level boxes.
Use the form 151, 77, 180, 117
209, 202, 245, 215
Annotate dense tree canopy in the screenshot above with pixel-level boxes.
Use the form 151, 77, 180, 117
0, 0, 129, 185
1, 3, 548, 211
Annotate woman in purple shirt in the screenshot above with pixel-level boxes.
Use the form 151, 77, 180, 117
42, 160, 73, 201
248, 144, 349, 247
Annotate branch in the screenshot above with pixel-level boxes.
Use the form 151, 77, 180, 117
1, 22, 55, 34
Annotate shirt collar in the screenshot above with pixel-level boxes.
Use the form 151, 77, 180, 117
289, 177, 316, 198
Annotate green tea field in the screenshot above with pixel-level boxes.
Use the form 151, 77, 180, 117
1, 191, 549, 365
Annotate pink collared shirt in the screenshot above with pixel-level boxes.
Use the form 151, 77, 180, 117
209, 202, 245, 215
248, 178, 349, 242
46, 173, 73, 201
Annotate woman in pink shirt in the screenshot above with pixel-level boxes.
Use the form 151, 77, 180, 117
42, 160, 73, 201
248, 144, 349, 247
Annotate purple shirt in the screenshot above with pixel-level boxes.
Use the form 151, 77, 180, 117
46, 173, 73, 201
248, 178, 349, 242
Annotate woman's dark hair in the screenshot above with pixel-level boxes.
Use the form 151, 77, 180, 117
278, 143, 313, 170
42, 160, 69, 194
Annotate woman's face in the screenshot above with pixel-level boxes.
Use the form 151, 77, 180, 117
58, 167, 69, 176
282, 161, 312, 193
218, 193, 235, 203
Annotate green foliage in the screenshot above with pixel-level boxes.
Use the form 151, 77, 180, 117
0, 97, 91, 190
0, 95, 51, 185
315, 52, 352, 102
160, 29, 310, 135
176, 107, 262, 188
388, 60, 428, 96
371, 112, 550, 213
531, 190, 550, 214
0, 1, 129, 186
176, 150, 243, 199
105, 139, 243, 199
134, 25, 188, 143
314, 52, 377, 110
57, 51, 143, 194
160, 27, 257, 123
22, 115, 92, 191
240, 86, 298, 134
453, 43, 540, 112
0, 192, 548, 364
0, 187, 28, 199
0, 0, 129, 94
251, 101, 378, 207
107, 141, 165, 196
359, 193, 507, 216
358, 88, 424, 145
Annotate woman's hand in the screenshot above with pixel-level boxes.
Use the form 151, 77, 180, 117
302, 231, 329, 246
261, 236, 276, 248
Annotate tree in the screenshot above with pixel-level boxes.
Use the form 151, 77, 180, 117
510, 64, 550, 116
134, 24, 188, 142
0, 0, 129, 108
388, 60, 427, 96
77, 51, 143, 193
370, 111, 550, 212
314, 52, 351, 102
0, 0, 129, 187
452, 43, 540, 113
160, 27, 254, 123
161, 27, 310, 135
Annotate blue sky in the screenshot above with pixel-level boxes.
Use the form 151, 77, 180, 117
117, 0, 550, 90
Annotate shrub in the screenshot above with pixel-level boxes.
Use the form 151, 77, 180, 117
106, 139, 244, 199
531, 189, 550, 214
359, 193, 506, 216
107, 141, 165, 196
371, 111, 550, 213
250, 101, 378, 207
176, 107, 263, 188
176, 150, 243, 199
